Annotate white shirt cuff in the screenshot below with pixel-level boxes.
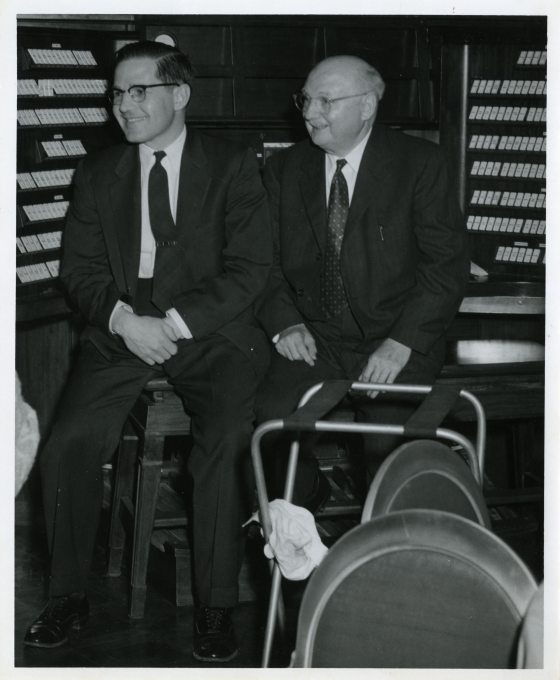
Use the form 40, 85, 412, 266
166, 308, 193, 339
109, 301, 133, 334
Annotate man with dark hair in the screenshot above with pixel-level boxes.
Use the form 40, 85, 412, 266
256, 55, 468, 507
24, 40, 271, 662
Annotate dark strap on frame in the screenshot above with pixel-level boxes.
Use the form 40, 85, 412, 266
402, 384, 460, 438
283, 380, 353, 431
282, 380, 460, 438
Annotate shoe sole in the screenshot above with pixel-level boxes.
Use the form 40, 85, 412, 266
23, 614, 89, 649
23, 637, 69, 649
192, 648, 239, 663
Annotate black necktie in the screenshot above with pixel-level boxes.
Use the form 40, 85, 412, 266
148, 150, 182, 311
149, 150, 176, 243
321, 158, 349, 316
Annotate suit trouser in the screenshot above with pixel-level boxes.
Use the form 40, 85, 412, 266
40, 333, 262, 608
255, 319, 444, 501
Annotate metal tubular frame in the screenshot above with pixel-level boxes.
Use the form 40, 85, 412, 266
250, 381, 486, 667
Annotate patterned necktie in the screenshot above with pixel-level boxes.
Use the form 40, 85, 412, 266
149, 150, 181, 311
321, 158, 349, 316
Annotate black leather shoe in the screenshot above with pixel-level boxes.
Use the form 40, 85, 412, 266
301, 468, 332, 515
23, 594, 89, 648
193, 606, 238, 662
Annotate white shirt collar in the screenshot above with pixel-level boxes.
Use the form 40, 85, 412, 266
139, 125, 187, 170
326, 128, 372, 175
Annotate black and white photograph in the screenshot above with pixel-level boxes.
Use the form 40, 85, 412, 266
5, 1, 559, 678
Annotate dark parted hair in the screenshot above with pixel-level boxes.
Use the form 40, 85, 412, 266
113, 40, 193, 86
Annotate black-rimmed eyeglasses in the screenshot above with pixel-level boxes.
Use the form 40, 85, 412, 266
108, 83, 180, 105
292, 90, 374, 114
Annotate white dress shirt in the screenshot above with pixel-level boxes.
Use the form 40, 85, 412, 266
138, 126, 186, 277
110, 126, 192, 338
324, 128, 372, 205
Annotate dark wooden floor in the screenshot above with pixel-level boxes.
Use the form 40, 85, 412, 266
14, 517, 300, 669
14, 433, 544, 670
14, 504, 544, 670
12, 449, 362, 670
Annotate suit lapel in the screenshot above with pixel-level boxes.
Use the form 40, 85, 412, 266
299, 144, 327, 249
299, 129, 392, 248
176, 129, 211, 239
110, 145, 141, 294
346, 126, 391, 229
106, 130, 211, 296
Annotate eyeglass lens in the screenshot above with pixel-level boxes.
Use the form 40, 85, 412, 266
110, 86, 146, 104
109, 83, 179, 105
294, 93, 331, 113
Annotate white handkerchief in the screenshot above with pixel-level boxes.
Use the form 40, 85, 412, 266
247, 499, 328, 580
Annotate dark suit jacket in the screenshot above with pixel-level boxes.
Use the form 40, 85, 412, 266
60, 128, 272, 364
257, 125, 469, 356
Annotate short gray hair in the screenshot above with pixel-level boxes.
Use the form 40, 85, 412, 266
362, 65, 385, 102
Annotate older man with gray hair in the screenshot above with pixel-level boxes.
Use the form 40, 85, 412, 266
256, 55, 469, 509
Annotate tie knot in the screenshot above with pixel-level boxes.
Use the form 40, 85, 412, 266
336, 159, 347, 172
153, 150, 166, 164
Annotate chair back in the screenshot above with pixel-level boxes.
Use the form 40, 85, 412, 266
292, 509, 537, 668
361, 439, 491, 528
516, 580, 544, 668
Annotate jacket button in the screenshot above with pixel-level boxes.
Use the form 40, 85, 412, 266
296, 289, 304, 296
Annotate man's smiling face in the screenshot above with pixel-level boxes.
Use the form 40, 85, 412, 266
112, 56, 186, 149
302, 58, 376, 157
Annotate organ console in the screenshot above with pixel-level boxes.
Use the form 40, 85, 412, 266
16, 15, 546, 501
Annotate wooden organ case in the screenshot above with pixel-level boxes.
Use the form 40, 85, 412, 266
437, 20, 545, 549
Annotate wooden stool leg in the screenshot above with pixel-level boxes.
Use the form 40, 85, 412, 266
173, 543, 192, 607
106, 423, 138, 577
129, 434, 164, 619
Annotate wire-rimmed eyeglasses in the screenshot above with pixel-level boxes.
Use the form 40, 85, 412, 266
108, 83, 180, 105
292, 90, 374, 114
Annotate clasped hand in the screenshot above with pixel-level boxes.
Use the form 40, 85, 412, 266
113, 308, 183, 366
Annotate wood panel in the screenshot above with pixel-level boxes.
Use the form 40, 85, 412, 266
140, 16, 439, 128
15, 314, 79, 520
16, 316, 78, 433
147, 24, 232, 66
324, 25, 419, 75
234, 24, 322, 73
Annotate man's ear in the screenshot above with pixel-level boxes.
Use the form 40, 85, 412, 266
174, 83, 191, 111
361, 92, 378, 121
